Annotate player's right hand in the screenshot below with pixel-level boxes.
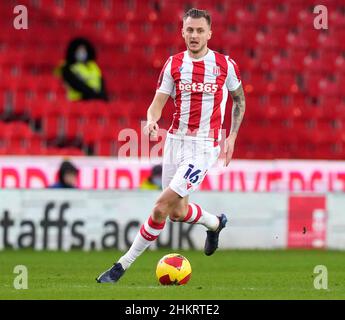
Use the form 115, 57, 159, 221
143, 121, 159, 139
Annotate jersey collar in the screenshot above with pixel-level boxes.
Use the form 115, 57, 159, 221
186, 48, 212, 62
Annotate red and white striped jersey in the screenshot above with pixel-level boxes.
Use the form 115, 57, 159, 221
156, 49, 241, 142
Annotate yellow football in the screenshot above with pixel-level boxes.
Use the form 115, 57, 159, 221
156, 253, 192, 285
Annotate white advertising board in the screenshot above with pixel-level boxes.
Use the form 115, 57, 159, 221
0, 190, 344, 250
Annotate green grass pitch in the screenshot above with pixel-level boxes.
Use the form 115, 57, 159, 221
0, 249, 344, 300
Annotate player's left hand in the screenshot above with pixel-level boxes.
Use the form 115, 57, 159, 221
224, 134, 236, 166
143, 121, 159, 140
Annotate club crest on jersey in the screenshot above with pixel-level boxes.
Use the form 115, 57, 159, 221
213, 65, 221, 76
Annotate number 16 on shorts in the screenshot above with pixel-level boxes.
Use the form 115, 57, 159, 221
171, 164, 208, 197
183, 164, 202, 184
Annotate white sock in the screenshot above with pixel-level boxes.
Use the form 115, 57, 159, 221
182, 203, 219, 231
118, 216, 165, 270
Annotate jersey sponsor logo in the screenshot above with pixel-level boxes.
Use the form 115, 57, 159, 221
178, 81, 218, 94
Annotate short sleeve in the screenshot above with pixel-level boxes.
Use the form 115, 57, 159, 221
226, 57, 241, 92
156, 57, 174, 95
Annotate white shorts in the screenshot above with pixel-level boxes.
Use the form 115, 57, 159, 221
162, 134, 221, 197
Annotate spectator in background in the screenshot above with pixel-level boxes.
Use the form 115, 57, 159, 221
55, 37, 108, 101
49, 160, 79, 189
140, 164, 162, 190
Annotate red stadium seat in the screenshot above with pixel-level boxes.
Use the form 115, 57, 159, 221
52, 147, 85, 156
42, 114, 61, 141
11, 91, 33, 118
318, 78, 340, 97
266, 8, 293, 28
0, 91, 7, 115
62, 114, 80, 141
95, 139, 115, 156
330, 10, 345, 29
318, 32, 341, 51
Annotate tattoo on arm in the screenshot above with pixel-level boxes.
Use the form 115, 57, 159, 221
230, 85, 246, 135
